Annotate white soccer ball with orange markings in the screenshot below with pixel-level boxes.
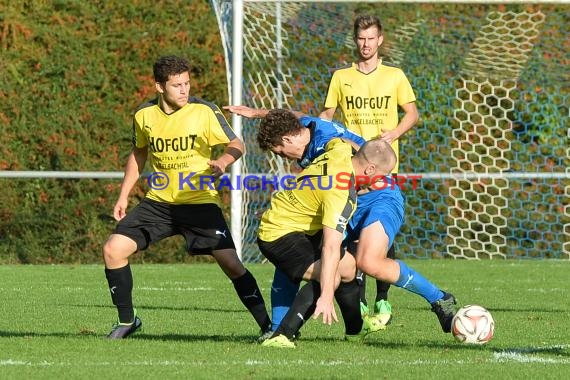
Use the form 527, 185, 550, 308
451, 305, 495, 344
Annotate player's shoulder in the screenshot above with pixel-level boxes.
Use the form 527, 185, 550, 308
329, 62, 353, 75
325, 137, 353, 156
299, 114, 319, 126
379, 60, 405, 73
188, 96, 221, 111
187, 97, 229, 123
134, 98, 159, 114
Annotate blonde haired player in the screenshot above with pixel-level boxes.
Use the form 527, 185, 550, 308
320, 14, 419, 325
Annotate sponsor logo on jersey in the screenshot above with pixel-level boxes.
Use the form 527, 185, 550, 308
345, 95, 392, 110
149, 134, 198, 152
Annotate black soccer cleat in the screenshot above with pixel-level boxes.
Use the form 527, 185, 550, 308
430, 292, 457, 333
107, 316, 142, 339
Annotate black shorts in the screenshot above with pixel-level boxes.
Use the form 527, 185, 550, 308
258, 231, 346, 283
113, 198, 235, 254
345, 240, 358, 257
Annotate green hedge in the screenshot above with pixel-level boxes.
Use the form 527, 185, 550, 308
0, 0, 227, 263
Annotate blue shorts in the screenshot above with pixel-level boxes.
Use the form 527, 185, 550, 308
345, 186, 404, 249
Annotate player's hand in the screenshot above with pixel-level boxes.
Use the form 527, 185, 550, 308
313, 297, 338, 325
222, 105, 256, 118
379, 129, 399, 144
113, 198, 129, 221
208, 159, 226, 178
255, 208, 267, 220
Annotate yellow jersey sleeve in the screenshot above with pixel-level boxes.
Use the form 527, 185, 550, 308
132, 100, 156, 149
258, 138, 356, 242
206, 103, 237, 146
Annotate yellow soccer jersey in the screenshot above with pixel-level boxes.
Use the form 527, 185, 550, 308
133, 96, 236, 205
258, 138, 357, 242
323, 60, 416, 172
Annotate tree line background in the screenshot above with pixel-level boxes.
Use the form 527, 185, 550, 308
1, 1, 567, 263
0, 0, 228, 263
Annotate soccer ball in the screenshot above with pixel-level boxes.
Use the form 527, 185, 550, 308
451, 305, 495, 344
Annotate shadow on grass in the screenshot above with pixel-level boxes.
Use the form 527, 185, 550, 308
405, 305, 568, 313
66, 303, 247, 313
133, 333, 259, 343
0, 331, 93, 339
0, 330, 260, 343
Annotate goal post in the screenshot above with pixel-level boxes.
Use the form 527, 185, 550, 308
211, 0, 569, 262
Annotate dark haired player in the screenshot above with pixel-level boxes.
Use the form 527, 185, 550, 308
103, 55, 271, 339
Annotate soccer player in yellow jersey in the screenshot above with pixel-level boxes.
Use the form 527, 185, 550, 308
257, 110, 394, 348
320, 14, 419, 325
102, 55, 271, 339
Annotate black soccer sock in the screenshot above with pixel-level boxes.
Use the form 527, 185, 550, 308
104, 264, 134, 323
335, 279, 363, 335
376, 244, 396, 302
356, 269, 367, 305
232, 269, 272, 332
274, 280, 320, 340
375, 280, 391, 302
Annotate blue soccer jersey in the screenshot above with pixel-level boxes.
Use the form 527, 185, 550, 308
346, 178, 405, 249
297, 116, 365, 168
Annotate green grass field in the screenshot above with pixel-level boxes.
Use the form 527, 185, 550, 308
0, 261, 568, 379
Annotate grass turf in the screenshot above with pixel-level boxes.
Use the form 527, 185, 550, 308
0, 260, 568, 379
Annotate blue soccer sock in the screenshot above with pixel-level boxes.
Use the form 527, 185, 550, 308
394, 260, 444, 304
274, 281, 319, 340
271, 268, 300, 331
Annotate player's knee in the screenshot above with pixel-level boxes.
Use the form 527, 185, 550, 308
102, 236, 135, 263
356, 256, 376, 277
339, 255, 356, 282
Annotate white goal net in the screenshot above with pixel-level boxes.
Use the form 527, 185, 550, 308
212, 0, 569, 262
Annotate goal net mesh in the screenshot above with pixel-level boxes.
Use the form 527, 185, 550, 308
212, 1, 569, 262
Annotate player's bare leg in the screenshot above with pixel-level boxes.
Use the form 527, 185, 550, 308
355, 222, 457, 333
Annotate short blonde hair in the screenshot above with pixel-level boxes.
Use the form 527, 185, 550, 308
355, 138, 396, 175
353, 15, 383, 40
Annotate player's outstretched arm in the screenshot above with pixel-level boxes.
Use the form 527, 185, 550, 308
224, 105, 306, 120
223, 105, 268, 119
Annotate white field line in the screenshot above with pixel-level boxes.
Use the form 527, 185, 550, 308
0, 287, 215, 291
137, 287, 214, 291
493, 352, 567, 364
2, 351, 569, 367
526, 288, 567, 293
